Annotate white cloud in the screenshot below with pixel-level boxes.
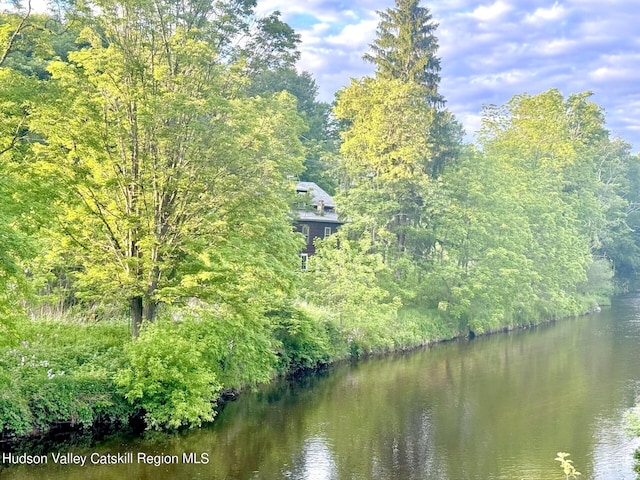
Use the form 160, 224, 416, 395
590, 66, 637, 82
297, 22, 332, 47
525, 2, 568, 23
538, 38, 577, 55
460, 112, 484, 137
470, 70, 529, 87
325, 19, 378, 49
468, 1, 513, 22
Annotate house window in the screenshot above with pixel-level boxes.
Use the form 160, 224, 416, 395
324, 226, 332, 238
300, 253, 308, 271
301, 225, 310, 244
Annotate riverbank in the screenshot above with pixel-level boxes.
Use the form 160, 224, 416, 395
4, 296, 637, 480
0, 292, 604, 448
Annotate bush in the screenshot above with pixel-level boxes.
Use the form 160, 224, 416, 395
0, 319, 131, 437
0, 370, 31, 436
271, 304, 336, 371
115, 320, 222, 430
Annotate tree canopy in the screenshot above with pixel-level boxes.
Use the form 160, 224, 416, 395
2, 0, 640, 435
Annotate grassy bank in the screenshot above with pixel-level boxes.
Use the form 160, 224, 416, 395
0, 292, 602, 443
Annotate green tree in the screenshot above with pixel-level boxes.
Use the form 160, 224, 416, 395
364, 0, 442, 105
300, 234, 401, 353
593, 145, 640, 290
335, 76, 433, 262
248, 67, 339, 192
477, 89, 619, 313
30, 0, 305, 336
0, 8, 51, 336
239, 10, 300, 76
332, 0, 462, 317
362, 0, 462, 177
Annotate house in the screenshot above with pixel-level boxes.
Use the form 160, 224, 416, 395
294, 181, 343, 269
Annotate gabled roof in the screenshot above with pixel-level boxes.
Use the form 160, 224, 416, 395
295, 181, 336, 209
295, 181, 342, 224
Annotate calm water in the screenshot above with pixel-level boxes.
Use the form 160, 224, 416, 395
4, 295, 640, 479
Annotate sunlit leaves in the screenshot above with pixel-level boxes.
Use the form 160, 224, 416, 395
18, 0, 305, 336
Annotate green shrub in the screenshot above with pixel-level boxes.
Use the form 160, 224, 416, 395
189, 307, 279, 388
0, 319, 131, 437
0, 370, 32, 436
272, 305, 334, 371
115, 320, 222, 430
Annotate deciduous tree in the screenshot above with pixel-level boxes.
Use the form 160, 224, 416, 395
30, 0, 305, 336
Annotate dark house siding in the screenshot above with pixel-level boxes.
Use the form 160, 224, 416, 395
295, 221, 338, 255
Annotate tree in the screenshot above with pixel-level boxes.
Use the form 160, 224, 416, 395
239, 11, 300, 76
364, 0, 442, 106
0, 7, 53, 335
476, 89, 625, 311
332, 1, 463, 317
335, 77, 434, 264
361, 0, 462, 177
300, 234, 401, 352
248, 67, 338, 192
30, 0, 305, 336
0, 2, 33, 67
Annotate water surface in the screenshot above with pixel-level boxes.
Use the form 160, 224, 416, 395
3, 295, 640, 479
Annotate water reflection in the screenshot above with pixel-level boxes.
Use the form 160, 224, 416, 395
283, 435, 337, 480
4, 296, 640, 480
591, 416, 640, 480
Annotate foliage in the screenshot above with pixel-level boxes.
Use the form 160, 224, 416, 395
240, 11, 301, 75
247, 66, 339, 193
0, 319, 132, 437
115, 301, 290, 429
555, 452, 581, 479
300, 235, 402, 355
1, 0, 638, 444
27, 0, 305, 335
115, 319, 222, 430
364, 0, 442, 105
0, 52, 54, 341
361, 0, 462, 177
271, 304, 339, 372
335, 76, 435, 267
332, 1, 463, 337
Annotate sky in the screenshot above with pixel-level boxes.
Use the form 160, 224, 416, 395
255, 0, 640, 153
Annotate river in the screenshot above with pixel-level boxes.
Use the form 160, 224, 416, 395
3, 294, 640, 479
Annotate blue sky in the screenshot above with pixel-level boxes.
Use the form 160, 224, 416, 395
255, 0, 640, 152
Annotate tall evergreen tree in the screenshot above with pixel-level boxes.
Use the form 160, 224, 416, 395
364, 0, 443, 107
362, 0, 461, 178
336, 0, 461, 274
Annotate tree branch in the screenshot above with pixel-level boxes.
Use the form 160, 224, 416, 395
0, 0, 32, 67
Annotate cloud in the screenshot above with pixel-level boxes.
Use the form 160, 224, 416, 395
262, 1, 640, 151
325, 19, 378, 49
538, 38, 578, 56
525, 1, 568, 23
468, 0, 513, 22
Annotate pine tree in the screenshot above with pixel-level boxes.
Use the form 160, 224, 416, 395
364, 0, 443, 107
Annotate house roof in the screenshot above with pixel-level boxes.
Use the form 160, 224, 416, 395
295, 181, 342, 224
295, 181, 336, 209
296, 209, 342, 223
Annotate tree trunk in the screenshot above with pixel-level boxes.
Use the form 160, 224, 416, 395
143, 299, 157, 322
130, 296, 143, 338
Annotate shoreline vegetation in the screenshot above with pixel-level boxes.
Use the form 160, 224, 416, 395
0, 295, 608, 449
3, 0, 640, 462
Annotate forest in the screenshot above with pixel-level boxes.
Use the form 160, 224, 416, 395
1, 0, 640, 438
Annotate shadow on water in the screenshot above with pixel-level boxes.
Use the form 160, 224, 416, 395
4, 295, 640, 479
